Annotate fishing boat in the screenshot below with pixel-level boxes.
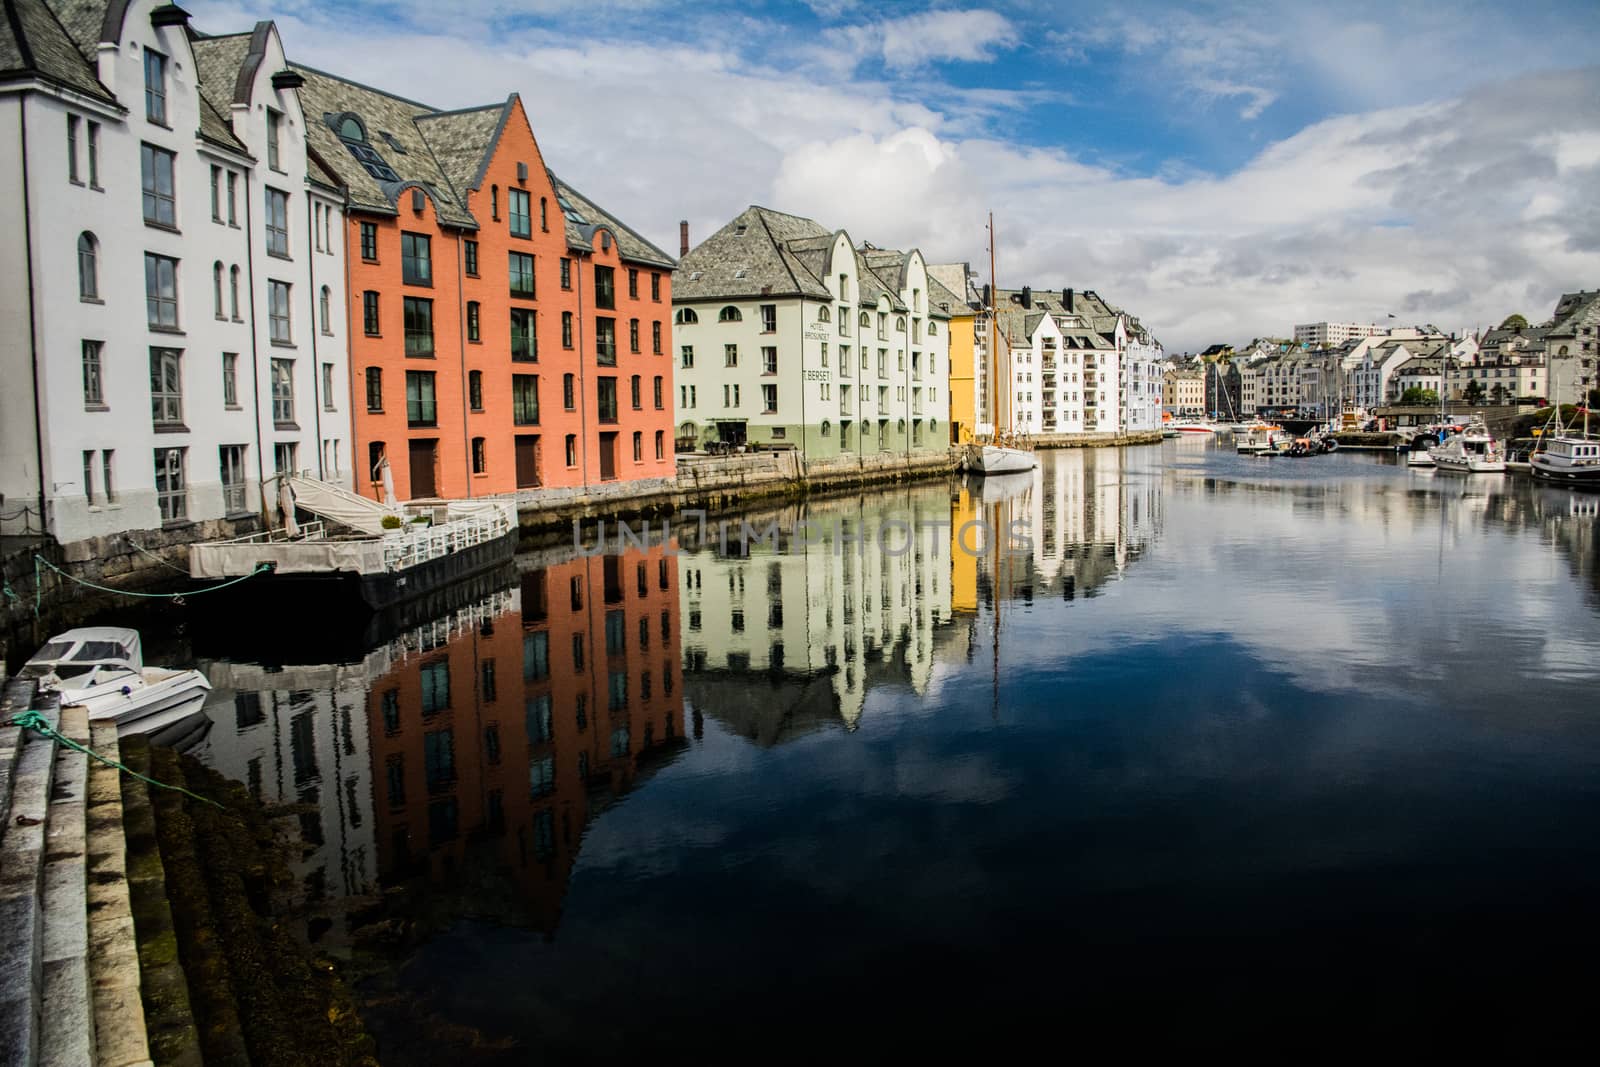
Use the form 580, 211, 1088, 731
20, 627, 212, 736
1529, 417, 1600, 487
1430, 415, 1505, 474
1236, 429, 1285, 455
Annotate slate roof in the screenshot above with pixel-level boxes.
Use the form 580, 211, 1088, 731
413, 102, 506, 205
45, 0, 106, 60
1546, 289, 1600, 336
4, 0, 115, 102
675, 206, 833, 302
551, 174, 676, 269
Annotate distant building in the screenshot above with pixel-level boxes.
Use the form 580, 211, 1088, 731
1294, 321, 1386, 346
1162, 365, 1205, 416
927, 263, 979, 443
1542, 290, 1599, 403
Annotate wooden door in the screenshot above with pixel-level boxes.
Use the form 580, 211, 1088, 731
515, 434, 541, 489
408, 439, 437, 498
598, 432, 617, 481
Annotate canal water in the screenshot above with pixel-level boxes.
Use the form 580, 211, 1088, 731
166, 438, 1599, 1059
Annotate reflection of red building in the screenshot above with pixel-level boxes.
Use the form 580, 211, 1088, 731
364, 546, 683, 930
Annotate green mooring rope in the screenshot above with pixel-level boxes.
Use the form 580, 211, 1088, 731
33, 555, 271, 603
6, 709, 225, 810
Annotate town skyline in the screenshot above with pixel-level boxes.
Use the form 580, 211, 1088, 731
191, 0, 1600, 351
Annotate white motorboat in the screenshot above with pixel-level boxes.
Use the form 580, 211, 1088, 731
1406, 431, 1439, 467
1237, 429, 1285, 455
962, 442, 1037, 475
1167, 419, 1224, 435
20, 627, 212, 735
1429, 416, 1505, 474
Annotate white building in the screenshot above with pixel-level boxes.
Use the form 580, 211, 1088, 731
993, 287, 1160, 436
0, 2, 351, 545
1294, 321, 1385, 346
672, 207, 954, 458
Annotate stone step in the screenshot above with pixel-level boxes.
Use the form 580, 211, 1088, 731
0, 687, 61, 1067
40, 703, 95, 1067
0, 677, 36, 847
86, 721, 154, 1067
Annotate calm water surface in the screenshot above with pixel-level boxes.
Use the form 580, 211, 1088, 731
178, 439, 1600, 1059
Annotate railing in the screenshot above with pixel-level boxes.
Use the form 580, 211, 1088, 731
209, 520, 329, 545
380, 506, 513, 574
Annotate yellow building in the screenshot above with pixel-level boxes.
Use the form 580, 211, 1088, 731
930, 264, 978, 443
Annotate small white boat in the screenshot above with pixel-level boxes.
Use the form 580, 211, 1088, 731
1167, 420, 1223, 435
20, 627, 212, 735
1406, 432, 1438, 468
1237, 429, 1285, 455
1429, 417, 1505, 474
962, 442, 1037, 475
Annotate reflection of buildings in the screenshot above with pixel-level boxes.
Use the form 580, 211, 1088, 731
198, 658, 383, 904
680, 490, 955, 739
950, 449, 1162, 610
363, 549, 683, 931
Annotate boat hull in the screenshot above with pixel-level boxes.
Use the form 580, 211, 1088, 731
1529, 458, 1600, 488
963, 445, 1036, 475
55, 669, 213, 733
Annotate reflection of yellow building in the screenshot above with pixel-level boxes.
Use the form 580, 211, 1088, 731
950, 483, 980, 613
930, 264, 978, 443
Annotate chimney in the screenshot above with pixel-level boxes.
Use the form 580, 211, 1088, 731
1021, 285, 1032, 309
1064, 288, 1074, 312
982, 283, 991, 308
679, 220, 689, 257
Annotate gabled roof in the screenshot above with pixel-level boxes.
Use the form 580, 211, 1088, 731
552, 174, 675, 269
414, 101, 506, 205
674, 205, 833, 302
1547, 289, 1600, 336
4, 0, 115, 102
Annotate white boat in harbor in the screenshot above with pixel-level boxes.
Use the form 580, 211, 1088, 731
962, 442, 1037, 475
20, 627, 212, 736
1530, 434, 1600, 487
1236, 429, 1285, 455
1430, 416, 1505, 474
1406, 431, 1439, 468
1167, 419, 1226, 435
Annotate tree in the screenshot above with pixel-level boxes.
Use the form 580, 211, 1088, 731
1499, 313, 1528, 331
1399, 387, 1439, 405
1463, 378, 1485, 405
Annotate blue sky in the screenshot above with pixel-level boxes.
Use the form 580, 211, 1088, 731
195, 0, 1600, 350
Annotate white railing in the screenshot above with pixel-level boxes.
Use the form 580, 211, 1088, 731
209, 520, 328, 545
380, 506, 514, 574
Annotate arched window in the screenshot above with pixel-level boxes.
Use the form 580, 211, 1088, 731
859, 311, 871, 328
77, 232, 98, 300
1558, 344, 1570, 356
820, 420, 832, 437
675, 308, 698, 325
895, 316, 906, 332
718, 305, 742, 323
817, 305, 831, 323
929, 419, 937, 434
928, 321, 937, 335
320, 286, 332, 334
229, 266, 241, 320
680, 421, 696, 438
212, 261, 224, 318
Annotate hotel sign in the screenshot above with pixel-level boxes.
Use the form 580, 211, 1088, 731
803, 324, 830, 340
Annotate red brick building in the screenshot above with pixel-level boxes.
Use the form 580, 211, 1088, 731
293, 71, 676, 499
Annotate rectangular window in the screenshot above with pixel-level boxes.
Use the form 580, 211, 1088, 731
630, 318, 640, 354
561, 311, 574, 348
472, 437, 487, 474
271, 358, 294, 424
681, 345, 694, 368
266, 108, 282, 171
68, 115, 80, 182
154, 447, 185, 522
365, 367, 383, 412
403, 297, 433, 357
653, 376, 663, 409
628, 268, 639, 299
651, 273, 661, 301
222, 352, 238, 407
82, 341, 103, 407
652, 321, 662, 354
761, 304, 777, 332
597, 377, 618, 423
560, 258, 572, 290
762, 383, 777, 413
563, 373, 575, 410
220, 445, 247, 514
401, 232, 432, 286
508, 188, 530, 238
512, 374, 539, 425
655, 430, 665, 460
149, 347, 182, 425
725, 344, 738, 368
406, 371, 437, 427
511, 308, 536, 361
594, 265, 615, 310
633, 431, 642, 462
268, 280, 292, 343
83, 451, 97, 505
226, 171, 238, 225
469, 370, 483, 411
596, 318, 616, 365
360, 221, 378, 261
101, 451, 114, 502
322, 363, 335, 410
464, 239, 479, 276
509, 252, 535, 299
209, 165, 221, 219
265, 188, 289, 256
140, 144, 175, 227
763, 347, 777, 374
565, 434, 577, 466
466, 301, 481, 342
87, 122, 99, 188
631, 375, 642, 410
363, 291, 380, 335
144, 49, 167, 125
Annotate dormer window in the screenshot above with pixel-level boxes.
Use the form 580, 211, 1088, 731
735, 224, 747, 236
380, 132, 408, 155
332, 113, 401, 182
